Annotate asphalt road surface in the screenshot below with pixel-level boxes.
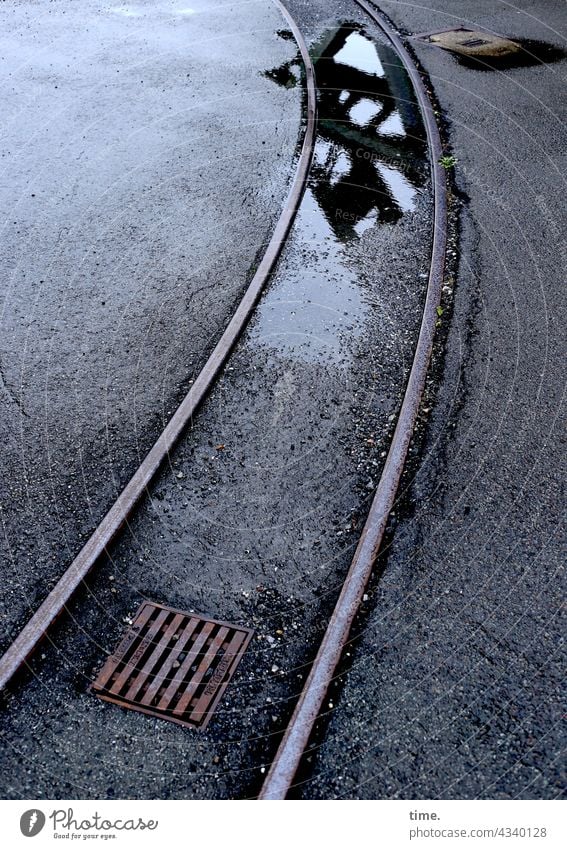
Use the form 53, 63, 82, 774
303, 0, 566, 801
0, 0, 564, 801
0, 0, 300, 652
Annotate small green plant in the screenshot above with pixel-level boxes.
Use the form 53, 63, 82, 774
439, 154, 457, 169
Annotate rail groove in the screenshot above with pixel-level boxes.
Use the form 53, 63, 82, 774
258, 0, 447, 800
0, 0, 317, 693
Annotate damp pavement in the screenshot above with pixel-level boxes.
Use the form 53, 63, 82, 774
0, 0, 436, 798
0, 0, 564, 801
300, 0, 566, 800
0, 0, 300, 650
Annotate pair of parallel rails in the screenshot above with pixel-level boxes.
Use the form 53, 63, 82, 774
0, 0, 446, 800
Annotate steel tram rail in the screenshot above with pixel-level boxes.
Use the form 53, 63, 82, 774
0, 0, 317, 693
258, 0, 448, 799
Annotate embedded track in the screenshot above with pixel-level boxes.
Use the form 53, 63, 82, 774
0, 0, 447, 802
0, 0, 317, 693
258, 0, 447, 799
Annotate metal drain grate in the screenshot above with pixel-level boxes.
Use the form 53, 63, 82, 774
91, 601, 253, 730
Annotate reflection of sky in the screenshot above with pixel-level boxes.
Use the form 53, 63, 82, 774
333, 32, 385, 76
266, 23, 427, 241
250, 189, 367, 364
376, 163, 417, 212
329, 151, 352, 185
348, 98, 383, 127
313, 26, 426, 238
251, 25, 428, 367
266, 24, 427, 241
354, 209, 378, 237
378, 111, 404, 136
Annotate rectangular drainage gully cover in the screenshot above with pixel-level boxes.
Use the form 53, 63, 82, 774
91, 601, 254, 730
413, 27, 520, 59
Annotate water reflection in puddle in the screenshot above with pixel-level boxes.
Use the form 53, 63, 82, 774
333, 30, 385, 76
310, 25, 427, 236
252, 23, 428, 363
251, 184, 365, 364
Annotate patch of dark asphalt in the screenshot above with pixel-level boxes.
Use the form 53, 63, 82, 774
0, 199, 433, 799
300, 0, 566, 802
0, 0, 301, 651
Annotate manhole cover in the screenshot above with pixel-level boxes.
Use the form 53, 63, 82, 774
413, 26, 520, 59
91, 601, 253, 730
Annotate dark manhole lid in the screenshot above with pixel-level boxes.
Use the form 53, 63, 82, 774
413, 26, 520, 59
91, 601, 253, 730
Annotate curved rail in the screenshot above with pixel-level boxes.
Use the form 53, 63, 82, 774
0, 0, 317, 693
259, 0, 447, 799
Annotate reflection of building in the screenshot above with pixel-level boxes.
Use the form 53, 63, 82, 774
268, 24, 428, 240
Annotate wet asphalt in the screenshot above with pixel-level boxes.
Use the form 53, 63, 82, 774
0, 0, 300, 649
0, 0, 564, 801
301, 0, 566, 801
0, 0, 436, 798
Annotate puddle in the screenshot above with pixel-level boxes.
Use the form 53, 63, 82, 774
265, 62, 301, 88
332, 29, 386, 75
252, 23, 428, 364
348, 97, 383, 127
250, 185, 366, 364
312, 26, 427, 234
267, 24, 427, 239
